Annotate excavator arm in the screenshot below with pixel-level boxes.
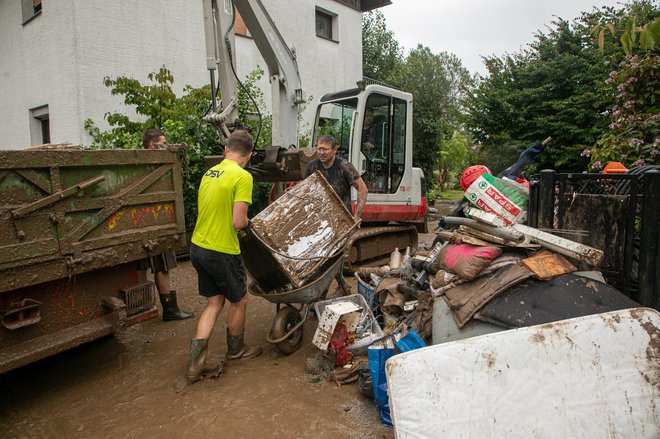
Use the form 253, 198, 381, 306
201, 0, 305, 148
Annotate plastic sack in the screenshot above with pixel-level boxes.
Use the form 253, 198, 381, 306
464, 173, 528, 224
368, 344, 395, 427
396, 327, 427, 352
357, 363, 374, 399
438, 243, 503, 281
368, 329, 427, 427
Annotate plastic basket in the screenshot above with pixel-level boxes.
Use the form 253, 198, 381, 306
314, 294, 384, 356
354, 273, 379, 311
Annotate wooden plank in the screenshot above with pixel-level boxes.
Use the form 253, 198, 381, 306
522, 251, 577, 280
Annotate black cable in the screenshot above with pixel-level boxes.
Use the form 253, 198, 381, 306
196, 98, 215, 150
226, 0, 262, 148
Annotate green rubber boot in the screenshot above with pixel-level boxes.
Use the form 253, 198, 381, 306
160, 290, 193, 321
187, 338, 222, 383
226, 329, 262, 360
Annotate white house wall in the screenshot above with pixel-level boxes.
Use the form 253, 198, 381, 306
0, 0, 363, 149
0, 0, 81, 149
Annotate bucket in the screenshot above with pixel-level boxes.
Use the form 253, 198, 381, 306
354, 273, 378, 311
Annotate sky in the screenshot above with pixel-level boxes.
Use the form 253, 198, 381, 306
379, 0, 632, 75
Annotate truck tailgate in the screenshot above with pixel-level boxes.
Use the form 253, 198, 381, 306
0, 147, 187, 293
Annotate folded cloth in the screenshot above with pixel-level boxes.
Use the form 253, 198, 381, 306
444, 264, 532, 328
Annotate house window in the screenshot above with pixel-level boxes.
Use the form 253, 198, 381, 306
30, 105, 50, 145
315, 8, 337, 41
22, 0, 42, 25
332, 0, 360, 11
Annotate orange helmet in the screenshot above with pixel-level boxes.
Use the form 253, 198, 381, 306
460, 165, 491, 190
602, 161, 628, 174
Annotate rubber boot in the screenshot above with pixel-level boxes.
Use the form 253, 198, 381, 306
160, 290, 193, 321
187, 338, 222, 383
226, 329, 262, 360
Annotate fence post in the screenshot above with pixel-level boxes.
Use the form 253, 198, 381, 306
528, 178, 539, 227
638, 170, 660, 309
538, 170, 556, 229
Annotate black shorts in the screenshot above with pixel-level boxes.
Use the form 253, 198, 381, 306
190, 243, 246, 303
136, 250, 178, 274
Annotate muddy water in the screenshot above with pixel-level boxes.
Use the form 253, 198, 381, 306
0, 260, 393, 438
0, 225, 441, 438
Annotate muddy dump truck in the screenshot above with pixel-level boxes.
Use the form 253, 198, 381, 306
0, 146, 187, 373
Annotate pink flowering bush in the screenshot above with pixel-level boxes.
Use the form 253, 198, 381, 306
590, 54, 659, 170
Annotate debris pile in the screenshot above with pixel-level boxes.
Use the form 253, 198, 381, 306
312, 294, 383, 367
314, 167, 643, 428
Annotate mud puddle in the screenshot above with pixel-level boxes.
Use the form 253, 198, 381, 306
0, 260, 393, 438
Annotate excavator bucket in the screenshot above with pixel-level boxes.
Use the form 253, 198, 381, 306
204, 146, 317, 182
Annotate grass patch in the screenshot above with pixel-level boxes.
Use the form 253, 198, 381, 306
435, 190, 464, 200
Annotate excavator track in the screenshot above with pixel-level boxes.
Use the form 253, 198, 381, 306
345, 225, 418, 272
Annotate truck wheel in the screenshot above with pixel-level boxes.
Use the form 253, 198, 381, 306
271, 305, 303, 354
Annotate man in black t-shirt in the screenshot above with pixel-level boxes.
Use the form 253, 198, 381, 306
304, 134, 368, 221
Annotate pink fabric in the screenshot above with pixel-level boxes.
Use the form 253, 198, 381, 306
439, 244, 503, 281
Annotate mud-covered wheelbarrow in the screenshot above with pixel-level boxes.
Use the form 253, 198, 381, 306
247, 251, 345, 353
239, 171, 359, 353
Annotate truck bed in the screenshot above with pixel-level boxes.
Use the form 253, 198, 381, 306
0, 147, 187, 292
0, 146, 187, 372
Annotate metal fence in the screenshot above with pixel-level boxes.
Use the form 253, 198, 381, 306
528, 168, 660, 310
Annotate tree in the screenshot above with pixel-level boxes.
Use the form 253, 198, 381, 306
437, 131, 470, 190
85, 66, 272, 228
592, 2, 659, 55
395, 45, 474, 187
589, 1, 660, 170
471, 2, 652, 175
588, 54, 659, 170
362, 10, 403, 83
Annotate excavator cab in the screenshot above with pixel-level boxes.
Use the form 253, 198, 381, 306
312, 84, 428, 268
313, 84, 424, 222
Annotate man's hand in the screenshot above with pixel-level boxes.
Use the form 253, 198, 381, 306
352, 177, 368, 224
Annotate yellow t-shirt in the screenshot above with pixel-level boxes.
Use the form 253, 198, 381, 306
191, 159, 253, 254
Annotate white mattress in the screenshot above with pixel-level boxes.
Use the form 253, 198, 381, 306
387, 308, 660, 438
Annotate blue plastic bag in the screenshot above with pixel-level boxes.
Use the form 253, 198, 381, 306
368, 345, 395, 427
396, 327, 426, 352
368, 328, 426, 427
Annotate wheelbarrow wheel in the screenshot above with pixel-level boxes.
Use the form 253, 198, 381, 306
271, 305, 304, 354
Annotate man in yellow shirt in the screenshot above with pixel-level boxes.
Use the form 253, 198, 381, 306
187, 130, 262, 383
